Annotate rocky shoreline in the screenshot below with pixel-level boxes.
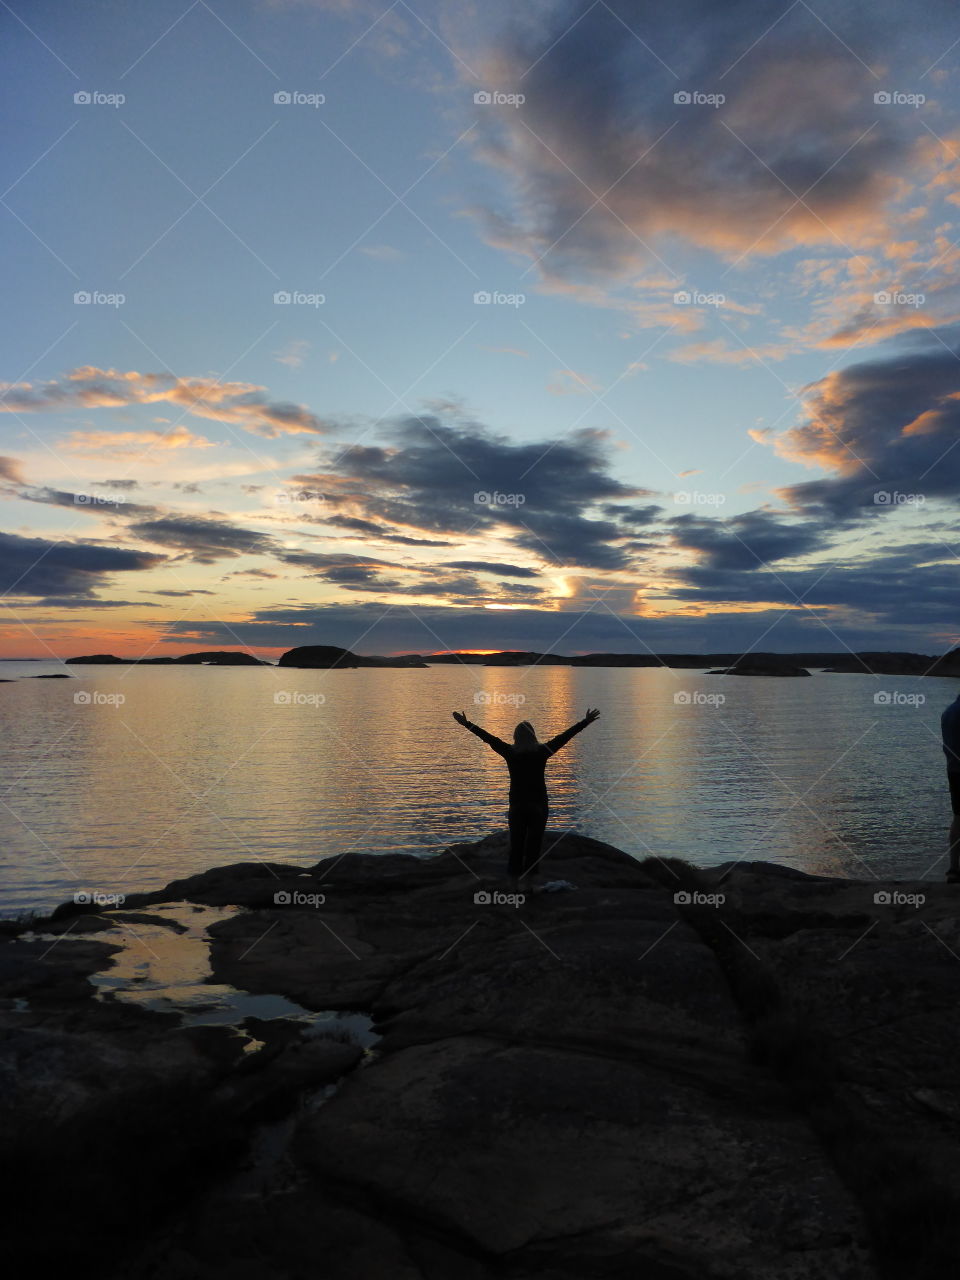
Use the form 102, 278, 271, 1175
4, 835, 960, 1278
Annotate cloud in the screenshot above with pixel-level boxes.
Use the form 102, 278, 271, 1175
151, 589, 216, 597
0, 367, 332, 439
129, 516, 278, 562
667, 337, 796, 365
480, 345, 530, 358
22, 597, 161, 610
546, 369, 603, 395
0, 456, 25, 484
60, 425, 217, 454
322, 514, 455, 547
278, 549, 401, 584
768, 334, 960, 513
0, 530, 163, 599
18, 486, 160, 517
466, 0, 944, 289
359, 244, 404, 260
273, 340, 310, 368
445, 560, 540, 578
670, 540, 960, 633
600, 502, 664, 526
311, 414, 644, 569
669, 509, 827, 571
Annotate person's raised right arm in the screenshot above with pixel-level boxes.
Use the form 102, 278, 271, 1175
452, 711, 510, 756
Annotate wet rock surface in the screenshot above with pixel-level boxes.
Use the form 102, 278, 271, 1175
5, 834, 960, 1277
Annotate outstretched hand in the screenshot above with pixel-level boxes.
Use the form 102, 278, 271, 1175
584, 707, 601, 724
452, 711, 469, 727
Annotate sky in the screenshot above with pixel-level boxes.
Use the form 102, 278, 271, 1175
1, 0, 959, 659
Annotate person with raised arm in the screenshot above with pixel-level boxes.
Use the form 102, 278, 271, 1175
452, 708, 600, 889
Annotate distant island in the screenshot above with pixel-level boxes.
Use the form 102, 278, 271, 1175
51, 645, 960, 676
706, 656, 812, 677
65, 651, 266, 666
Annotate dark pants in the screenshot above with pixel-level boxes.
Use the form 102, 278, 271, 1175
508, 803, 547, 878
950, 771, 960, 816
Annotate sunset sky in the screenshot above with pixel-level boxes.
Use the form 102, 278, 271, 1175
2, 0, 960, 658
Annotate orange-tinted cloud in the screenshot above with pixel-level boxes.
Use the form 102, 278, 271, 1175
61, 425, 217, 454
0, 367, 332, 438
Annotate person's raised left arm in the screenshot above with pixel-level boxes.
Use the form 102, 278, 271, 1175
544, 708, 600, 755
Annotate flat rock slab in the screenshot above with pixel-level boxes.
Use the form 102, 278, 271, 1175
19, 834, 960, 1277
295, 1034, 870, 1276
104, 835, 879, 1279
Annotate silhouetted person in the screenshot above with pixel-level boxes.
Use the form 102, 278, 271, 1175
943, 692, 960, 882
453, 708, 600, 886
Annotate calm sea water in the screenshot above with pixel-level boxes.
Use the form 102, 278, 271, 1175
0, 660, 954, 915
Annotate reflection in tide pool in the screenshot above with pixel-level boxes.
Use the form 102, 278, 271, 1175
0, 660, 952, 913
24, 900, 376, 1052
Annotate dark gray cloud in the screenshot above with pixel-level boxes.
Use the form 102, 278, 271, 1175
669, 510, 827, 570
278, 550, 399, 573
508, 509, 631, 569
315, 415, 643, 570
151, 589, 216, 597
672, 541, 960, 630
445, 560, 540, 578
19, 486, 160, 517
129, 516, 277, 562
600, 503, 664, 526
28, 597, 160, 609
0, 530, 163, 599
324, 514, 454, 547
